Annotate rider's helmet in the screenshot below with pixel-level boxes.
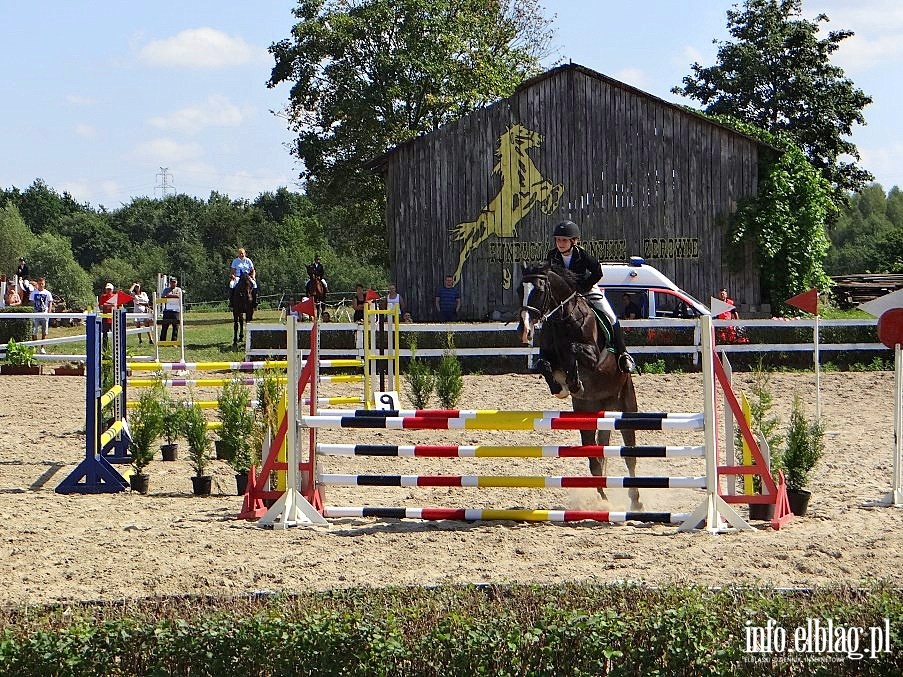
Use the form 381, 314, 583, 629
553, 220, 580, 239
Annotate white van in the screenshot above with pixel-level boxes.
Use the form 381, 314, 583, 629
597, 257, 711, 319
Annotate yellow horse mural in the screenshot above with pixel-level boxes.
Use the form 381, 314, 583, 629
451, 123, 564, 283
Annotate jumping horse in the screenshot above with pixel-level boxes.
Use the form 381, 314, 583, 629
232, 272, 254, 346
517, 262, 643, 510
305, 264, 327, 318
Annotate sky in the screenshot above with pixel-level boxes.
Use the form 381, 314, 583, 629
1, 1, 900, 211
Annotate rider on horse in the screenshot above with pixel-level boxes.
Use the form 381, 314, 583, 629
544, 220, 635, 373
229, 248, 258, 309
305, 254, 328, 297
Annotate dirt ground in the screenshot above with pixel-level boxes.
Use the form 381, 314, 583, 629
0, 369, 899, 607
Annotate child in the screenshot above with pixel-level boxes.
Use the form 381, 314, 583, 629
29, 278, 53, 352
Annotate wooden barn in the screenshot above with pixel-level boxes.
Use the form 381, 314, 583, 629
371, 63, 766, 321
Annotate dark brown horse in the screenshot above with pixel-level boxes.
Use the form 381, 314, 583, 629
518, 262, 643, 510
232, 273, 254, 346
305, 264, 326, 317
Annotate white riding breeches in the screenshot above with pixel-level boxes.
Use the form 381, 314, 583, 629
230, 278, 257, 289
582, 286, 617, 325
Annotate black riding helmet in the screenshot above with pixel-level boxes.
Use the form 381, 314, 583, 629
553, 220, 580, 239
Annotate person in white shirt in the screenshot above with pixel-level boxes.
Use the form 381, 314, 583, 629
385, 283, 404, 314
129, 282, 153, 345
160, 277, 183, 341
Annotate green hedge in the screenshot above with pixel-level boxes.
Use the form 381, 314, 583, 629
0, 306, 32, 344
2, 584, 901, 676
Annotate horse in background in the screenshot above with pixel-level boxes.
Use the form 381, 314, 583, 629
517, 262, 643, 511
231, 272, 254, 346
305, 264, 327, 317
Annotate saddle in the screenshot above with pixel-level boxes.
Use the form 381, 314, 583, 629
578, 295, 615, 356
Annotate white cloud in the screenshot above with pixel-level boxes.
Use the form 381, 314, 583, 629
148, 96, 250, 134
219, 170, 295, 199
74, 123, 98, 140
807, 1, 903, 70
133, 138, 204, 164
137, 28, 265, 69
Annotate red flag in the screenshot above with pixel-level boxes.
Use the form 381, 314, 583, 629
878, 308, 903, 349
785, 289, 818, 315
365, 288, 381, 302
111, 290, 134, 306
292, 298, 316, 317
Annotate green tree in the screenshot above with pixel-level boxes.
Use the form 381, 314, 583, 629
27, 232, 93, 310
0, 202, 35, 276
673, 0, 872, 196
268, 0, 554, 263
90, 257, 139, 293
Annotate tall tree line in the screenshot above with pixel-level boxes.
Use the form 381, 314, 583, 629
0, 180, 387, 310
827, 185, 903, 275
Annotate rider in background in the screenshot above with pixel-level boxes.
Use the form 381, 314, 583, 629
545, 220, 635, 373
229, 248, 258, 309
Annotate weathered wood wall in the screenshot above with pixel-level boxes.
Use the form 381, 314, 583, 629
377, 64, 761, 321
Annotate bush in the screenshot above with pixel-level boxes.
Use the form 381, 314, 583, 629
436, 334, 463, 409
783, 395, 825, 492
0, 307, 31, 344
183, 403, 211, 477
3, 338, 35, 366
404, 338, 435, 409
217, 380, 255, 473
129, 386, 164, 474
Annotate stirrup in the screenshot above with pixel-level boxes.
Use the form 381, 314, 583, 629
618, 353, 636, 374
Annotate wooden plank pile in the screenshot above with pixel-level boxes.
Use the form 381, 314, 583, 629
831, 273, 903, 308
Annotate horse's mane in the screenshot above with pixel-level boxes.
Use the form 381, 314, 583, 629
522, 261, 579, 290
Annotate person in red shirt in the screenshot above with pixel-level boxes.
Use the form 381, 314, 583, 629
715, 287, 740, 343
99, 282, 117, 346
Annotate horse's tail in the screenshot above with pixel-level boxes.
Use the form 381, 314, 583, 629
451, 215, 492, 283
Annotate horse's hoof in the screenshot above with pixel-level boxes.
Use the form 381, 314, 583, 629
554, 389, 569, 399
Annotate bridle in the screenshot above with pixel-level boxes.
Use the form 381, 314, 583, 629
520, 270, 577, 323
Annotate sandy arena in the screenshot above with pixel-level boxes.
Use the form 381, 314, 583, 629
0, 369, 899, 607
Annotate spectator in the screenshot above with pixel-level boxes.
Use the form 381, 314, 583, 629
29, 277, 53, 352
160, 276, 183, 342
622, 293, 642, 320
434, 275, 461, 322
4, 280, 21, 307
129, 282, 153, 345
352, 283, 366, 322
98, 283, 116, 345
385, 282, 405, 315
715, 287, 740, 343
15, 257, 29, 281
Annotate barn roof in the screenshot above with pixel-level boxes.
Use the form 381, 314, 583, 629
368, 61, 772, 171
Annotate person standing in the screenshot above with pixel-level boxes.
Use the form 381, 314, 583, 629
545, 220, 635, 373
4, 281, 21, 307
715, 287, 740, 343
229, 248, 258, 308
129, 282, 153, 345
29, 277, 53, 352
352, 283, 366, 322
160, 276, 183, 342
434, 275, 461, 322
386, 283, 404, 314
98, 282, 116, 346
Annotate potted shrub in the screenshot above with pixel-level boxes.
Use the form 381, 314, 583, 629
217, 380, 256, 493
159, 392, 186, 461
128, 387, 164, 493
2, 338, 41, 375
183, 401, 212, 496
216, 380, 248, 461
782, 395, 825, 517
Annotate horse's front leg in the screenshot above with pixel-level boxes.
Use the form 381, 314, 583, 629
620, 427, 643, 512
562, 343, 583, 397
586, 428, 611, 503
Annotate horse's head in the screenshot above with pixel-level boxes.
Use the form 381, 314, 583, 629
504, 124, 543, 153
517, 262, 577, 344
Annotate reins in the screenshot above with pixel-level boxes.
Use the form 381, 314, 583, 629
520, 272, 577, 322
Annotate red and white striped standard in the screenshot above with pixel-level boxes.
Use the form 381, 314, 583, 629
316, 443, 705, 458
323, 506, 691, 524
317, 474, 706, 489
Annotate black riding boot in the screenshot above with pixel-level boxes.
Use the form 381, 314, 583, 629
228, 285, 234, 309
252, 287, 259, 309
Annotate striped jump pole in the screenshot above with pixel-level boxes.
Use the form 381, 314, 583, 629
300, 411, 705, 431
318, 474, 706, 489
324, 507, 691, 524
129, 377, 289, 388
129, 360, 289, 372
316, 443, 706, 458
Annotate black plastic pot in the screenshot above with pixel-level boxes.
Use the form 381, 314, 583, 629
748, 502, 775, 521
787, 489, 811, 517
236, 472, 249, 496
191, 475, 212, 496
130, 473, 149, 494
160, 443, 178, 462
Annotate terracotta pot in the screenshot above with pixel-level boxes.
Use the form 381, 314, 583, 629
160, 443, 178, 462
1, 365, 42, 375
787, 489, 811, 517
191, 475, 212, 496
130, 473, 150, 494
